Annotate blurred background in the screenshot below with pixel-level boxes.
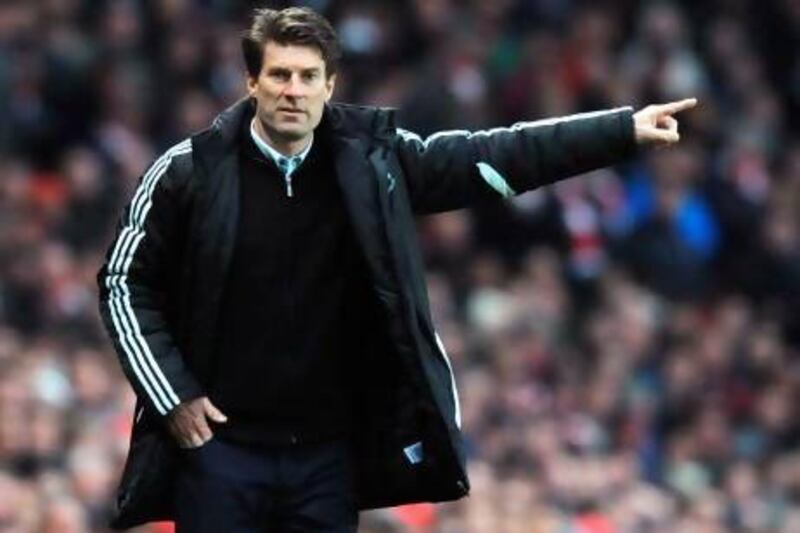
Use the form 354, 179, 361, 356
2, 0, 800, 531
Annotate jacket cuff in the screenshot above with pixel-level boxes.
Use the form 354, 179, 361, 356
155, 358, 204, 417
166, 381, 204, 415
617, 107, 639, 159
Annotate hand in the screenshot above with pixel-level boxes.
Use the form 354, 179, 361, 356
166, 396, 228, 448
633, 98, 698, 148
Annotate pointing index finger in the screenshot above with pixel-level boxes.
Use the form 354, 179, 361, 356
658, 97, 698, 115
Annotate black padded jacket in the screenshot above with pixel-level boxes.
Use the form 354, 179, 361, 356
97, 97, 637, 528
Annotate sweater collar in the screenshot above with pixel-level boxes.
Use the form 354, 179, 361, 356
249, 118, 313, 177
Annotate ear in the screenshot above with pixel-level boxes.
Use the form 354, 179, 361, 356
246, 75, 258, 97
324, 74, 336, 102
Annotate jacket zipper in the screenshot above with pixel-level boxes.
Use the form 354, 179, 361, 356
434, 331, 461, 429
250, 155, 294, 198
284, 173, 294, 197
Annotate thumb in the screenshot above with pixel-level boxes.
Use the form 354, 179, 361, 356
203, 398, 228, 423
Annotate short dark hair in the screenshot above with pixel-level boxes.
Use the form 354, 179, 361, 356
241, 7, 341, 79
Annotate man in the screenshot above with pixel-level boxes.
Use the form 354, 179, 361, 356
98, 6, 696, 532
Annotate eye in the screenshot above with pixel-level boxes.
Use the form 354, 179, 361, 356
269, 70, 290, 81
302, 71, 319, 82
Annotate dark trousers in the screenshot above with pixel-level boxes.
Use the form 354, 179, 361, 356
174, 437, 358, 532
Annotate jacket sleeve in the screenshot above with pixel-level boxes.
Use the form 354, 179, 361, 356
394, 107, 637, 214
97, 139, 203, 416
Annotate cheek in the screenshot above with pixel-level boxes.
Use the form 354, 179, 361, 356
253, 83, 277, 100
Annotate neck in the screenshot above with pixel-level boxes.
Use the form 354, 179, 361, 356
253, 118, 311, 157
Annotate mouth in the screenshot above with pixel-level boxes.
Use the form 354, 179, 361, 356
277, 108, 306, 115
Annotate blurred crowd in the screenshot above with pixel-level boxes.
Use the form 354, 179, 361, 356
2, 0, 800, 531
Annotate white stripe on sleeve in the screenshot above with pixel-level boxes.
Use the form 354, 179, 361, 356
104, 140, 192, 414
396, 107, 632, 148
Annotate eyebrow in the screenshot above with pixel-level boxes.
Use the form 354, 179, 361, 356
266, 66, 322, 74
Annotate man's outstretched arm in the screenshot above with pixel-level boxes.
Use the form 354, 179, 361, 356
395, 98, 697, 214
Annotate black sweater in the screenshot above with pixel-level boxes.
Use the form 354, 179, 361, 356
210, 124, 364, 446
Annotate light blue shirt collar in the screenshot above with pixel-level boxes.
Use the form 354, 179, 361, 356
250, 118, 313, 177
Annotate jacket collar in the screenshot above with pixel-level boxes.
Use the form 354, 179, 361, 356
192, 97, 397, 169
322, 101, 397, 145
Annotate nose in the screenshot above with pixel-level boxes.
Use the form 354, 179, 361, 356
283, 74, 306, 99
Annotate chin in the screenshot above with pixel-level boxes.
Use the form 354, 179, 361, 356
275, 126, 310, 141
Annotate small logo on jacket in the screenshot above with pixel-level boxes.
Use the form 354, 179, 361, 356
385, 172, 396, 194
403, 441, 424, 465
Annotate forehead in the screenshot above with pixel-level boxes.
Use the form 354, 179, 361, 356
261, 41, 326, 71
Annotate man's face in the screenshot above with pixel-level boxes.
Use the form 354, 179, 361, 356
247, 41, 335, 145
